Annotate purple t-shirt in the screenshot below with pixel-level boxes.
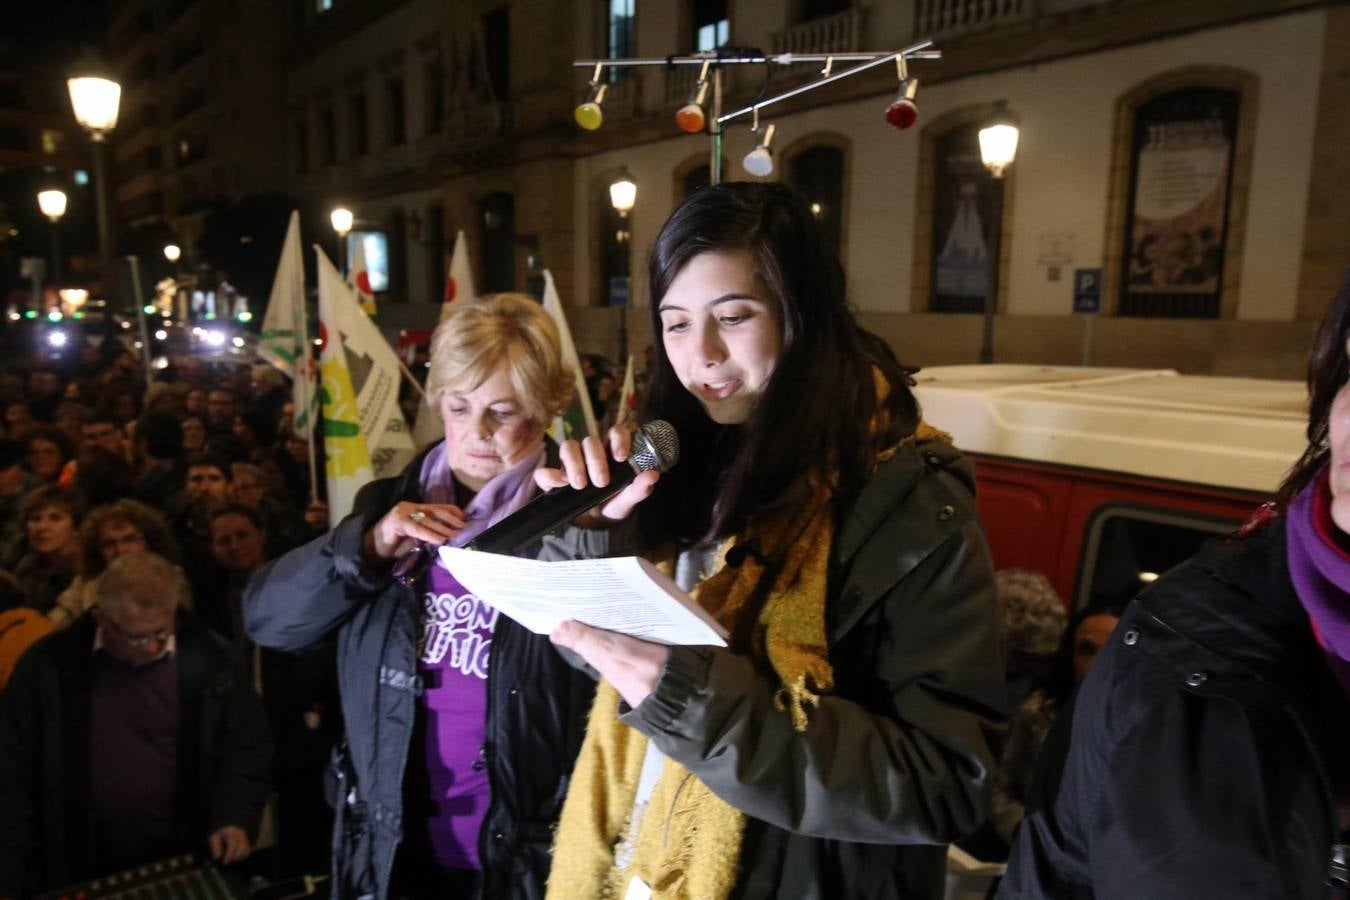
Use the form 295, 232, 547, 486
412, 443, 543, 870
417, 562, 496, 869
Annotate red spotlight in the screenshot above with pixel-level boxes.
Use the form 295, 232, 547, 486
884, 79, 920, 131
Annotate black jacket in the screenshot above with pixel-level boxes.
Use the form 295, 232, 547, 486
1001, 519, 1350, 899
0, 608, 272, 896
243, 444, 600, 900
616, 440, 1007, 899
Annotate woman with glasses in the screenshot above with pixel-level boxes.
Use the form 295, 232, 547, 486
245, 294, 601, 899
49, 499, 181, 629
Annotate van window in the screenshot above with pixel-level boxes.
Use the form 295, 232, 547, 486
1076, 506, 1235, 610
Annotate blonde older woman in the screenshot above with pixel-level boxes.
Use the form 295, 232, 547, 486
244, 294, 601, 900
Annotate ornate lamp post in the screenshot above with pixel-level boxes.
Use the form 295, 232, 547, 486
607, 172, 636, 360
330, 206, 353, 277
67, 72, 121, 305
977, 101, 1019, 364
37, 188, 68, 286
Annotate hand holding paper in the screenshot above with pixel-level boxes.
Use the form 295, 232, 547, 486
550, 619, 670, 708
437, 547, 727, 647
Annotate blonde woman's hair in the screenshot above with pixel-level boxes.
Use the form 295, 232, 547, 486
425, 293, 574, 425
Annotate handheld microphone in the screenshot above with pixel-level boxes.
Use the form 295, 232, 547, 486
465, 419, 679, 555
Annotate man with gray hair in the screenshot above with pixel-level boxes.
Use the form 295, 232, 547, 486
0, 551, 271, 896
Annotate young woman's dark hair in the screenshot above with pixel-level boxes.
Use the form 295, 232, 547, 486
639, 182, 919, 543
1278, 269, 1350, 507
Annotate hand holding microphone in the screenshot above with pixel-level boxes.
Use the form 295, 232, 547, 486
391, 420, 678, 586
473, 419, 678, 553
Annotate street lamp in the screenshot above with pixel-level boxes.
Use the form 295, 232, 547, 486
37, 188, 68, 286
977, 100, 1019, 364
330, 206, 353, 276
163, 243, 181, 263
608, 172, 636, 361
67, 71, 121, 306
608, 173, 636, 218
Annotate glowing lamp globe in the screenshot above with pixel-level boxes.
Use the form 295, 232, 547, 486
608, 176, 636, 214
38, 189, 68, 222
885, 97, 919, 131
330, 207, 354, 237
67, 76, 122, 138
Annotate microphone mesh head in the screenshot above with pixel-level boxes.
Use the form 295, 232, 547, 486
630, 419, 679, 473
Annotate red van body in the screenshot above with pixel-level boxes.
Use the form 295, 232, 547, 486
913, 366, 1307, 609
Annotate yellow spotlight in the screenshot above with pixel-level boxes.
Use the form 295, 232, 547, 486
574, 63, 607, 131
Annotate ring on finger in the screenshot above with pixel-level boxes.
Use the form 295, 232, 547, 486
409, 510, 426, 524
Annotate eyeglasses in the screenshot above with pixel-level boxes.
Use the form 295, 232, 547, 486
98, 533, 147, 555
102, 614, 173, 648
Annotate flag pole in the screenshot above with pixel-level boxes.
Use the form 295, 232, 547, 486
395, 356, 428, 402
298, 296, 319, 502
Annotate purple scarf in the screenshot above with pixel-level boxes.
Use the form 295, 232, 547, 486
1285, 467, 1350, 696
418, 441, 544, 548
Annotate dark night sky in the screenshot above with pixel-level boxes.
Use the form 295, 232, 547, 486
2, 0, 110, 67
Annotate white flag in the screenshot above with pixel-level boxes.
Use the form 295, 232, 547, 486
318, 249, 406, 453
542, 270, 597, 442
258, 211, 317, 437
413, 230, 478, 447
441, 229, 475, 320
316, 249, 375, 525
349, 234, 377, 316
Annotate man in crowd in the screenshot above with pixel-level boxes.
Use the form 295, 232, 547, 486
130, 411, 186, 508
205, 389, 238, 437
81, 411, 128, 462
0, 551, 271, 895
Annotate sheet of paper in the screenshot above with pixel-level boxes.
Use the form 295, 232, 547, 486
437, 547, 727, 647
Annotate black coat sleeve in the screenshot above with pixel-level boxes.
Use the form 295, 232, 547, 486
0, 646, 45, 897
202, 653, 274, 842
243, 479, 396, 652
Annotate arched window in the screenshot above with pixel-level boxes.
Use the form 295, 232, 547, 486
783, 144, 845, 249
479, 192, 515, 292
929, 122, 1003, 314
672, 152, 726, 205
1119, 88, 1239, 318
1102, 68, 1256, 319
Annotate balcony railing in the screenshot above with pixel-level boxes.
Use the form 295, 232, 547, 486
445, 99, 513, 144
664, 64, 700, 107
123, 190, 165, 221
168, 40, 204, 74
771, 9, 863, 55
915, 0, 1033, 40
171, 91, 206, 121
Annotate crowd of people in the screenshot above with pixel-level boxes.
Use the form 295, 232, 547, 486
1, 180, 1348, 900
0, 344, 337, 894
